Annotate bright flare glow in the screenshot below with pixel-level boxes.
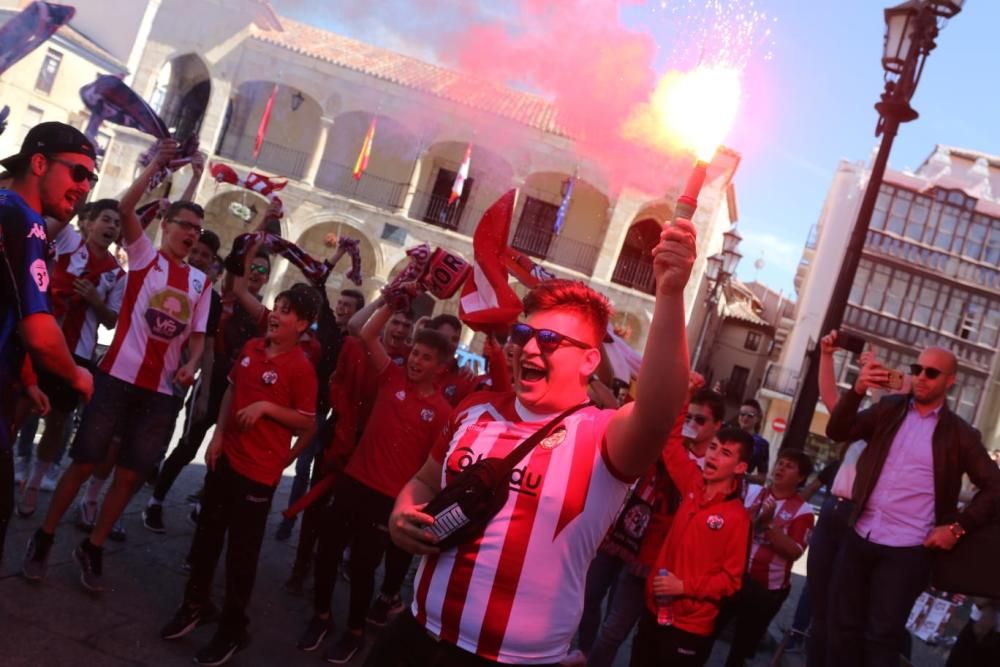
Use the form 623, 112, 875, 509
623, 65, 742, 162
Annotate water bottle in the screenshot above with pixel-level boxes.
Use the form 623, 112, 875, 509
655, 568, 674, 626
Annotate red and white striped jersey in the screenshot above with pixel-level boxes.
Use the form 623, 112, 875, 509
99, 233, 211, 395
412, 392, 631, 664
50, 227, 124, 359
744, 485, 814, 590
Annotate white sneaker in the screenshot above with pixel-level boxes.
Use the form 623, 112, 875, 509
39, 465, 60, 492
13, 457, 30, 485
77, 500, 98, 531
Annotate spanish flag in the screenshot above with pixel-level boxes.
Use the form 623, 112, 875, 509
449, 143, 472, 204
352, 117, 377, 180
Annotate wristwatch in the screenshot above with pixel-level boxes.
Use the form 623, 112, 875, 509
948, 522, 967, 540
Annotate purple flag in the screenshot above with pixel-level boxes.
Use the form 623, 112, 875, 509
0, 2, 75, 78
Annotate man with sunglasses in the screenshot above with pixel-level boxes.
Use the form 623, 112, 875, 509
23, 139, 212, 592
369, 217, 696, 666
1, 121, 98, 567
824, 347, 1000, 667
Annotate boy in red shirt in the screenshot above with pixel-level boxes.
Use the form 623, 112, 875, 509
297, 301, 453, 663
633, 427, 754, 667
160, 288, 318, 665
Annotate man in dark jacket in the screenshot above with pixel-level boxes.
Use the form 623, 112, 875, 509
824, 346, 1000, 667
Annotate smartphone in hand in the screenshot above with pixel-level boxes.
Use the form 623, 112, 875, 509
884, 368, 904, 391
837, 333, 866, 355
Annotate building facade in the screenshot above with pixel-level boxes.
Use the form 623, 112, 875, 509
763, 145, 1000, 461
0, 0, 742, 358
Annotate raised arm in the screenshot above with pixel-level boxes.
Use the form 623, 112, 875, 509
120, 139, 178, 245
230, 241, 267, 323
177, 151, 205, 203
605, 218, 695, 478
818, 330, 841, 412
347, 294, 385, 337
358, 301, 393, 374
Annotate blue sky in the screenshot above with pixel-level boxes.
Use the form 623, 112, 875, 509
273, 1, 998, 297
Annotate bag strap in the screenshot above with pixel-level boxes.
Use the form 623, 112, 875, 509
499, 401, 594, 470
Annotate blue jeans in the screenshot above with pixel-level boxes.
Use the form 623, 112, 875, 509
579, 551, 626, 653
587, 568, 647, 667
806, 495, 853, 667
826, 529, 930, 667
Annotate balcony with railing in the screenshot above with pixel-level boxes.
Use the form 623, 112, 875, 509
510, 224, 601, 276
611, 255, 655, 295
314, 160, 408, 210
216, 133, 310, 180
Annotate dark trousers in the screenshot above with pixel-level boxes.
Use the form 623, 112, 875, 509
578, 551, 626, 653
381, 542, 413, 597
282, 413, 328, 529
827, 529, 931, 667
945, 620, 1000, 667
153, 376, 225, 502
290, 457, 329, 577
363, 610, 559, 667
806, 495, 854, 667
631, 611, 714, 667
313, 474, 394, 631
184, 457, 275, 638
715, 576, 790, 667
1, 448, 12, 563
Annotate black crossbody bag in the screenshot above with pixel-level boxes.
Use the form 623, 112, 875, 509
423, 402, 593, 551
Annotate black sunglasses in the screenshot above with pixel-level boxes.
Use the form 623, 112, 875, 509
47, 157, 98, 185
909, 364, 943, 380
509, 322, 592, 354
685, 413, 708, 426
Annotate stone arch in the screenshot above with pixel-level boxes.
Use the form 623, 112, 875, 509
149, 53, 211, 143
269, 221, 380, 302
611, 218, 660, 295
202, 188, 273, 258
216, 81, 322, 179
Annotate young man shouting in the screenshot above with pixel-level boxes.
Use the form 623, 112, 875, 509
298, 300, 452, 663
160, 288, 318, 665
366, 216, 696, 666
23, 139, 211, 592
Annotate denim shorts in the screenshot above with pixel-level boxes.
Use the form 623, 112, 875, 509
69, 372, 180, 474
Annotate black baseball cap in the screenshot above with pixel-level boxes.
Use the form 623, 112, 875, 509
0, 121, 97, 172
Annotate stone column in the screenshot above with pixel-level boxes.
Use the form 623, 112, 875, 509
303, 116, 334, 186
591, 192, 642, 283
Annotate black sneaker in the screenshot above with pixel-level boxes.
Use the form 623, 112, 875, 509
275, 519, 294, 542
323, 632, 363, 664
193, 630, 248, 666
297, 616, 332, 652
160, 602, 219, 640
72, 539, 104, 593
366, 594, 404, 626
22, 529, 54, 581
143, 504, 166, 533
188, 504, 201, 526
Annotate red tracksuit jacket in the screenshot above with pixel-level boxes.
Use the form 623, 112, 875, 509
645, 436, 750, 637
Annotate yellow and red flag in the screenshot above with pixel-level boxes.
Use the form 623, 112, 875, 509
449, 143, 472, 204
352, 116, 377, 180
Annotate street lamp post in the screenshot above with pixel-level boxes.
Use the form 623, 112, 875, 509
781, 0, 963, 451
692, 228, 743, 372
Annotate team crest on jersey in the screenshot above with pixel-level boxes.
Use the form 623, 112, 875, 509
145, 287, 191, 340
420, 408, 435, 422
540, 427, 567, 450
262, 370, 278, 385
29, 259, 49, 292
778, 510, 793, 521
706, 514, 725, 531
444, 384, 457, 398
26, 223, 46, 241
192, 278, 204, 295
241, 356, 251, 367
395, 390, 406, 401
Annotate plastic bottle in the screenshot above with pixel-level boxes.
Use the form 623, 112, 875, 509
655, 568, 674, 626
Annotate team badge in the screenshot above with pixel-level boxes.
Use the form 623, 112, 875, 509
540, 427, 567, 450
29, 259, 49, 292
779, 510, 793, 521
145, 287, 191, 340
444, 385, 457, 398
262, 370, 278, 385
26, 223, 46, 241
241, 356, 251, 367
420, 408, 435, 422
706, 514, 725, 531
192, 278, 204, 295
395, 390, 406, 401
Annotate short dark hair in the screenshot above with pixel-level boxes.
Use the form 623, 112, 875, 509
716, 427, 754, 464
81, 198, 118, 221
197, 229, 221, 254
741, 399, 762, 415
777, 448, 814, 483
251, 251, 271, 271
430, 314, 462, 333
163, 200, 204, 222
275, 287, 320, 323
390, 308, 416, 323
690, 388, 725, 422
523, 279, 610, 345
340, 288, 365, 311
413, 328, 453, 362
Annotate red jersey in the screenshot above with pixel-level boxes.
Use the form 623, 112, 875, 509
744, 485, 813, 590
223, 338, 317, 486
413, 392, 630, 664
344, 362, 450, 498
645, 435, 750, 637
438, 362, 482, 406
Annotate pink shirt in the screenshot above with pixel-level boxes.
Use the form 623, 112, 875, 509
854, 403, 940, 547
